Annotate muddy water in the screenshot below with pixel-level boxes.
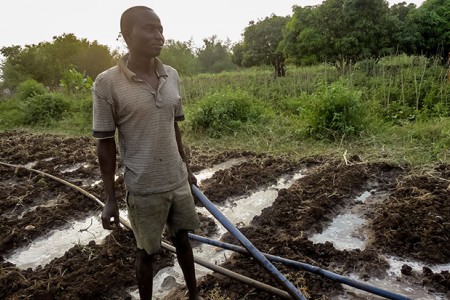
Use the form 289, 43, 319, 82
6, 215, 109, 270
5, 159, 448, 300
311, 190, 450, 300
5, 159, 250, 298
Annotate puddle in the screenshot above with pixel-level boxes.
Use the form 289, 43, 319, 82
194, 158, 246, 184
23, 157, 54, 169
309, 190, 450, 300
336, 256, 450, 300
7, 214, 109, 270
309, 213, 366, 250
3, 194, 66, 220
24, 161, 38, 169
309, 189, 385, 250
205, 171, 305, 236
59, 162, 91, 173
355, 190, 374, 202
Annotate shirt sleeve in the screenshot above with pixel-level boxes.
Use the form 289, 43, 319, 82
92, 73, 116, 139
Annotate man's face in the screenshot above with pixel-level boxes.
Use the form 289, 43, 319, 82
126, 9, 165, 58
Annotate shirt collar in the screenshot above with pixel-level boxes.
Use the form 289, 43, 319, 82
118, 54, 168, 80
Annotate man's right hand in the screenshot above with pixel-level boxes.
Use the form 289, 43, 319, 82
101, 199, 120, 230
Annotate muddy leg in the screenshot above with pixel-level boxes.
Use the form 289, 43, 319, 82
135, 248, 155, 300
172, 230, 200, 300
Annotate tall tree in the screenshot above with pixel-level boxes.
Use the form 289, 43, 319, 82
320, 0, 394, 68
406, 0, 450, 58
196, 36, 235, 73
240, 15, 289, 77
159, 39, 199, 76
390, 2, 418, 54
281, 5, 324, 65
283, 0, 395, 70
1, 34, 116, 89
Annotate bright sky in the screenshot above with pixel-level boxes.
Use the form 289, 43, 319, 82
1, 0, 425, 53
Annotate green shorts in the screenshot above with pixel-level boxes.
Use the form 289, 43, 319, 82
126, 180, 200, 255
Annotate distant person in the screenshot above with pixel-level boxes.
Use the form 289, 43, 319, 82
92, 6, 202, 300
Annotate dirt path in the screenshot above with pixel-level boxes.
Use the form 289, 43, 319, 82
0, 131, 448, 299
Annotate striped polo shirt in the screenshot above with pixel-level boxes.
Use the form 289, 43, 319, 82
92, 55, 188, 194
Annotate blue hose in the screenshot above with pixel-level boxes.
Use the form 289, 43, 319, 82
189, 234, 412, 300
191, 185, 307, 300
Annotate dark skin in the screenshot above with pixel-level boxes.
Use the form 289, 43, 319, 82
98, 7, 201, 300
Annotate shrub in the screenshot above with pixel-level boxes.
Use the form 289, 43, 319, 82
188, 89, 262, 138
279, 93, 312, 116
16, 79, 47, 101
0, 97, 25, 130
303, 81, 366, 141
23, 93, 70, 125
60, 67, 93, 94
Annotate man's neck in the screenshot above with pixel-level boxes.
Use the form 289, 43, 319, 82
126, 54, 155, 76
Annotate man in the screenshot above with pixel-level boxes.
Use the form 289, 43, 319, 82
92, 6, 202, 299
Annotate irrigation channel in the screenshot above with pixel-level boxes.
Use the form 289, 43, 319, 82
0, 132, 449, 299
1, 159, 448, 300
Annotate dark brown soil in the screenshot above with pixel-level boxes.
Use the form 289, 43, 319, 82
0, 131, 449, 299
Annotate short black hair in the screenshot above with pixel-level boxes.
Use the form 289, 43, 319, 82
120, 6, 154, 36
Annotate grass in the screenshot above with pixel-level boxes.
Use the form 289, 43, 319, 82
1, 55, 449, 167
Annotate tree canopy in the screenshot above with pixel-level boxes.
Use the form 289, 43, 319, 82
238, 15, 289, 76
1, 0, 449, 88
1, 34, 117, 89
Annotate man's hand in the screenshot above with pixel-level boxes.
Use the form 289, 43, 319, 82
188, 170, 198, 187
101, 199, 120, 230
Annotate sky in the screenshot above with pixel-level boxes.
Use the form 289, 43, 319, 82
1, 0, 425, 54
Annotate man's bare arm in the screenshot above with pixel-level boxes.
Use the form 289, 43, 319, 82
97, 137, 119, 229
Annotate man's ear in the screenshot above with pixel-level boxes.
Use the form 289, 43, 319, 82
122, 30, 131, 45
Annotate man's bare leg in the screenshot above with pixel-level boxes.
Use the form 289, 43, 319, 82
172, 230, 201, 299
135, 248, 155, 300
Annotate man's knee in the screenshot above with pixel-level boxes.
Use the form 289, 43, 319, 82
171, 230, 190, 249
136, 248, 155, 265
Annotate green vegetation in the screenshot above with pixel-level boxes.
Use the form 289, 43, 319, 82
1, 54, 448, 166
16, 79, 47, 101
188, 89, 264, 138
22, 93, 70, 126
301, 81, 366, 141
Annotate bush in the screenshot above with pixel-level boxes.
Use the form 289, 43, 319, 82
60, 67, 93, 94
16, 79, 47, 101
303, 81, 366, 141
0, 98, 25, 130
23, 93, 70, 125
188, 89, 262, 138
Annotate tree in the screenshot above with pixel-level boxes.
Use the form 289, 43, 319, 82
321, 0, 394, 68
240, 15, 289, 77
0, 34, 116, 89
390, 2, 418, 54
406, 0, 450, 58
281, 5, 325, 65
1, 45, 31, 88
196, 36, 236, 73
231, 42, 245, 67
159, 39, 200, 76
283, 0, 395, 71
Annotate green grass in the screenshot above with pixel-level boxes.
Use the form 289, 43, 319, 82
1, 55, 449, 167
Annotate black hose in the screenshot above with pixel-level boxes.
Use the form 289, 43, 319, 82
192, 185, 307, 300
